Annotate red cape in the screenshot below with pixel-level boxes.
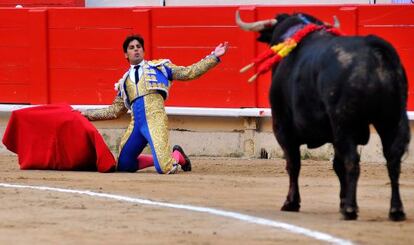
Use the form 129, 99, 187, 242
2, 104, 116, 172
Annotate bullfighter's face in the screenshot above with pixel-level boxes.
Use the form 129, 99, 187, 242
125, 39, 145, 65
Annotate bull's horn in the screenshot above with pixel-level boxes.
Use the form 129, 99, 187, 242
248, 73, 259, 83
333, 15, 340, 28
240, 63, 254, 73
235, 10, 277, 32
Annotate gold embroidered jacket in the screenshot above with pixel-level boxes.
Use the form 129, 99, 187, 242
83, 54, 219, 121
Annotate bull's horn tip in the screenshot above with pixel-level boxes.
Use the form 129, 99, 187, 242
333, 15, 340, 28
248, 74, 258, 83
240, 63, 254, 73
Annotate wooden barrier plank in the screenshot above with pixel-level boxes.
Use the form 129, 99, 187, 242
28, 9, 49, 104
0, 9, 30, 104
0, 84, 29, 103
232, 7, 257, 107
0, 9, 28, 28
0, 29, 30, 46
0, 66, 28, 84
48, 49, 125, 69
0, 47, 27, 67
48, 29, 133, 49
48, 8, 133, 28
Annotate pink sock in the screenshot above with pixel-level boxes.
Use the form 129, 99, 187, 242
137, 154, 154, 170
172, 150, 185, 165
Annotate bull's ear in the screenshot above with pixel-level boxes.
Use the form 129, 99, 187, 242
298, 13, 324, 25
256, 14, 289, 44
275, 13, 290, 23
257, 31, 273, 44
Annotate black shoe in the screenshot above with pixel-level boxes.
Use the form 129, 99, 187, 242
173, 145, 191, 172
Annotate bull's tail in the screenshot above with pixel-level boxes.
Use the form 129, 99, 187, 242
365, 35, 408, 106
366, 35, 410, 157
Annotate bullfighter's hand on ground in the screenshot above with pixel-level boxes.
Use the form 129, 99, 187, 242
213, 42, 229, 57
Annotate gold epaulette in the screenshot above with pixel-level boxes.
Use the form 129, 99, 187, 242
147, 59, 171, 67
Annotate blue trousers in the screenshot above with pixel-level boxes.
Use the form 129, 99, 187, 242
117, 93, 175, 173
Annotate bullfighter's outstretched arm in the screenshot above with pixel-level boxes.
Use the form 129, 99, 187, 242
166, 42, 228, 81
165, 54, 219, 81
82, 96, 127, 121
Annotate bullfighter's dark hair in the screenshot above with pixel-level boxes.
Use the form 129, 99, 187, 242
123, 34, 145, 53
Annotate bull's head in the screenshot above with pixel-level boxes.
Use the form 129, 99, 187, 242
236, 11, 341, 82
236, 10, 340, 45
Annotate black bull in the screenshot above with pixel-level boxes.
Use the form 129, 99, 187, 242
237, 12, 410, 221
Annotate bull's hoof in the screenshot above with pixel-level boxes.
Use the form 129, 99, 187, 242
389, 208, 406, 222
281, 201, 300, 212
341, 207, 358, 220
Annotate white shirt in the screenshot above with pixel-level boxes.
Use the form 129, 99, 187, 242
128, 60, 145, 83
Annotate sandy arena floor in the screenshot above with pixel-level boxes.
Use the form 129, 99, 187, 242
0, 154, 413, 244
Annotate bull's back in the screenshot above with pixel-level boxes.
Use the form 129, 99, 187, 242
319, 35, 406, 117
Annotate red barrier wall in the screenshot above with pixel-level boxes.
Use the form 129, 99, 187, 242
0, 5, 413, 110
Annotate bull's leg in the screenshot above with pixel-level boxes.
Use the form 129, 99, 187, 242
272, 117, 301, 212
386, 155, 405, 221
332, 156, 346, 210
375, 116, 409, 221
280, 145, 301, 212
333, 141, 360, 220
